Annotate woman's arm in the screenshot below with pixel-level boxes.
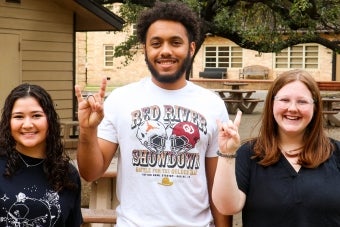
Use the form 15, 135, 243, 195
212, 111, 246, 215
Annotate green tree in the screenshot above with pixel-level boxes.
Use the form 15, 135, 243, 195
99, 0, 340, 65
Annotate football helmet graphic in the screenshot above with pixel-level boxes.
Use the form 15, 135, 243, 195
170, 122, 200, 153
136, 120, 167, 153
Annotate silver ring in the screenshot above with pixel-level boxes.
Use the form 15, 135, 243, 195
86, 94, 96, 102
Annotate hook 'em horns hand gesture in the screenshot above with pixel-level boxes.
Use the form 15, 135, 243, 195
75, 78, 107, 129
217, 110, 242, 155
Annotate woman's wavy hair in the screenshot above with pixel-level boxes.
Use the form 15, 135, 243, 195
0, 83, 77, 191
136, 1, 201, 45
253, 69, 333, 168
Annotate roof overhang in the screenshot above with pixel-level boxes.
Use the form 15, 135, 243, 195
52, 0, 125, 31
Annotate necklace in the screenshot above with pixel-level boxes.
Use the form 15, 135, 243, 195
18, 153, 45, 168
280, 146, 304, 158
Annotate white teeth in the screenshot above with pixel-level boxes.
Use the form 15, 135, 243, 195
22, 132, 35, 135
286, 116, 299, 120
158, 59, 176, 64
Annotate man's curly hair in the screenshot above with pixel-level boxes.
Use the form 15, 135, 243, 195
137, 1, 201, 45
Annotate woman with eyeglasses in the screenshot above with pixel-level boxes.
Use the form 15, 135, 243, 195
212, 69, 340, 227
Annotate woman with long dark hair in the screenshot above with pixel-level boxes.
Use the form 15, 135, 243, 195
0, 83, 82, 226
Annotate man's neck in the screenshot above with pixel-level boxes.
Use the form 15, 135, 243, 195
151, 77, 187, 90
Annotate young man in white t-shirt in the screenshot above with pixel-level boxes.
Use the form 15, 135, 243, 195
75, 1, 232, 226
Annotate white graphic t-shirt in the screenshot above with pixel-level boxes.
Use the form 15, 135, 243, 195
98, 77, 229, 227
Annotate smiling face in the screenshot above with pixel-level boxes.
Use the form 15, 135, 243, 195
273, 81, 315, 138
11, 97, 48, 158
144, 20, 195, 89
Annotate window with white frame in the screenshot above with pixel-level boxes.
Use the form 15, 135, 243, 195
204, 46, 242, 68
104, 45, 114, 67
132, 23, 137, 35
275, 44, 319, 69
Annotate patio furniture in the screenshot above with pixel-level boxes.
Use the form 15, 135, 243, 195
239, 65, 269, 79
199, 68, 227, 79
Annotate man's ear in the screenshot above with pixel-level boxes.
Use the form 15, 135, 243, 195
190, 42, 196, 57
142, 44, 146, 54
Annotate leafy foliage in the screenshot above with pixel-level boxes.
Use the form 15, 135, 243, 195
113, 35, 139, 66
105, 0, 340, 65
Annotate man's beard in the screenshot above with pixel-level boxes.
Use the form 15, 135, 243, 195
145, 51, 192, 83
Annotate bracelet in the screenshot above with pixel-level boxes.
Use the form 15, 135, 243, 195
217, 150, 237, 159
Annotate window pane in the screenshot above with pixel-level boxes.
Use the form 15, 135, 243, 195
132, 24, 137, 35
291, 52, 302, 57
305, 64, 317, 68
206, 57, 216, 62
218, 63, 229, 67
291, 58, 302, 63
276, 63, 288, 68
305, 52, 317, 57
218, 46, 229, 51
204, 45, 242, 68
291, 46, 303, 51
206, 52, 215, 56
230, 62, 242, 68
206, 63, 216, 67
105, 46, 114, 50
232, 57, 242, 62
104, 45, 114, 67
206, 47, 216, 51
231, 52, 242, 57
218, 57, 228, 62
305, 58, 318, 63
219, 52, 228, 56
276, 58, 287, 63
275, 44, 319, 69
231, 46, 242, 51
290, 63, 302, 68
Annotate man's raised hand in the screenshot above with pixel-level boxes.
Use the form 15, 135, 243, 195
74, 78, 107, 128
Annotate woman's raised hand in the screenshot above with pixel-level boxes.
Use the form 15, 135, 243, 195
217, 110, 242, 154
75, 78, 107, 128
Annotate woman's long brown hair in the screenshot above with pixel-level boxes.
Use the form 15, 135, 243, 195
253, 69, 333, 168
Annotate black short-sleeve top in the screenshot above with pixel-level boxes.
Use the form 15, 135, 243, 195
236, 139, 340, 227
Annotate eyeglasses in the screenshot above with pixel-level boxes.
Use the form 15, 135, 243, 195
274, 96, 314, 110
